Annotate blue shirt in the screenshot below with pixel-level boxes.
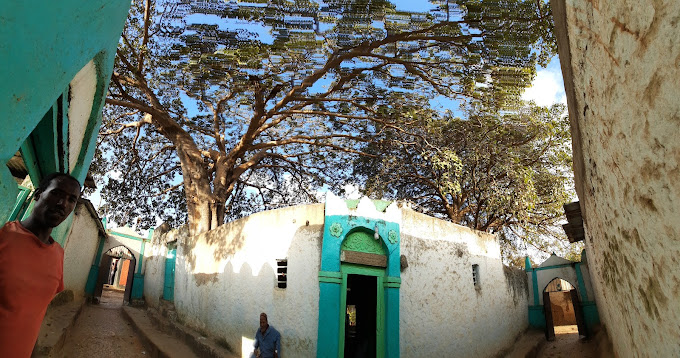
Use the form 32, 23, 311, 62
254, 325, 281, 358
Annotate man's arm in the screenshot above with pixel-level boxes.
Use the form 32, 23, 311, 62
274, 331, 281, 358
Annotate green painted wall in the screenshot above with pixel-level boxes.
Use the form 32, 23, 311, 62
1, 0, 130, 222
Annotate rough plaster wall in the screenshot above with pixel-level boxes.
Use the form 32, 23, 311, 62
174, 204, 324, 357
559, 0, 680, 355
61, 203, 99, 300
399, 209, 528, 358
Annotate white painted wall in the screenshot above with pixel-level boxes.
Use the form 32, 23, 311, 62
173, 204, 325, 357
399, 208, 528, 358
61, 202, 101, 301
553, 0, 680, 355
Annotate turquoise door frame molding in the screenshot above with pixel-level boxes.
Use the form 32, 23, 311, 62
317, 215, 401, 358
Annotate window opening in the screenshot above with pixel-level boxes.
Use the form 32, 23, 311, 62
276, 259, 287, 288
472, 264, 480, 286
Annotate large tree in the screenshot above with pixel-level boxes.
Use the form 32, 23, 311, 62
97, 0, 555, 235
353, 94, 577, 265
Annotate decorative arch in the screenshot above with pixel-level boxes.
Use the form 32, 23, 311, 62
93, 244, 137, 304
543, 277, 577, 293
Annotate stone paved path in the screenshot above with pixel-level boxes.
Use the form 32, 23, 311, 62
536, 325, 599, 358
54, 289, 148, 358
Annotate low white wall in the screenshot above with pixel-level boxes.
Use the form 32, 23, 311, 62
174, 204, 325, 357
399, 209, 528, 358
61, 202, 101, 301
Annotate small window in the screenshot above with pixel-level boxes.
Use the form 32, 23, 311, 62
276, 259, 287, 289
472, 264, 480, 286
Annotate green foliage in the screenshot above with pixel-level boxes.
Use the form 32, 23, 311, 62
354, 94, 577, 264
97, 0, 556, 233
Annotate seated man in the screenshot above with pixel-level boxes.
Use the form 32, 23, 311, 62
0, 173, 81, 357
254, 312, 281, 358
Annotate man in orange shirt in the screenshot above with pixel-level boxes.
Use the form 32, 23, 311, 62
0, 173, 81, 357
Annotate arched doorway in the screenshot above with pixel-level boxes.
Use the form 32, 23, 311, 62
93, 245, 137, 305
543, 277, 587, 340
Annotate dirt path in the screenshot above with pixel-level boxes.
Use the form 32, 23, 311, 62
536, 325, 599, 358
54, 289, 148, 358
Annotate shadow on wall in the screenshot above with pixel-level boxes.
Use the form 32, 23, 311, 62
181, 218, 248, 271
171, 223, 322, 357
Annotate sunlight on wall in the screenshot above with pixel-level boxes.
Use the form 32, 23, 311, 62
241, 336, 254, 358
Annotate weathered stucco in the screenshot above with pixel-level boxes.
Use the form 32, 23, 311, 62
552, 0, 680, 355
173, 204, 325, 357
399, 209, 528, 358
60, 201, 102, 301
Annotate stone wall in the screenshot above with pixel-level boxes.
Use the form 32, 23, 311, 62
399, 209, 528, 358
552, 0, 680, 355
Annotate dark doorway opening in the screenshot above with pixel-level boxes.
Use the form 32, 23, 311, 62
93, 246, 136, 305
344, 274, 377, 358
543, 278, 588, 340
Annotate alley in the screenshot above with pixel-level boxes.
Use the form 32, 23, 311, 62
53, 289, 147, 358
536, 326, 598, 358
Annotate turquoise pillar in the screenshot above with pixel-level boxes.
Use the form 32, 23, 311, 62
526, 258, 544, 328
85, 232, 107, 295
317, 278, 342, 357
384, 286, 400, 357
574, 263, 589, 301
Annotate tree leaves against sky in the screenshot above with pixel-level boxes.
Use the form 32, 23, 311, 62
96, 0, 558, 239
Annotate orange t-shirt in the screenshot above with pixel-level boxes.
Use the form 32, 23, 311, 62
0, 221, 64, 358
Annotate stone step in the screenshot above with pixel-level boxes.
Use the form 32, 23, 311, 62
122, 306, 200, 358
123, 306, 237, 358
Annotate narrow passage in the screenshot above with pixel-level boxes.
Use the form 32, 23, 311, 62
53, 289, 147, 358
537, 325, 598, 358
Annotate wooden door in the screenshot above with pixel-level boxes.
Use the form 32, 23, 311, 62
570, 289, 588, 337
543, 291, 555, 341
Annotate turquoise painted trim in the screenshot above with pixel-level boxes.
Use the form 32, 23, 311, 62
131, 273, 144, 299
532, 270, 539, 305
575, 263, 589, 301
136, 238, 146, 274
528, 305, 546, 328
582, 301, 600, 330
108, 230, 146, 242
0, 169, 18, 223
84, 265, 99, 295
321, 215, 401, 277
8, 186, 31, 221
339, 264, 386, 358
525, 256, 532, 270
384, 287, 400, 358
318, 213, 402, 358
317, 282, 342, 357
319, 276, 343, 284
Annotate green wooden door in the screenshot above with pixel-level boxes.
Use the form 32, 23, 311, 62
163, 248, 176, 301
339, 264, 385, 358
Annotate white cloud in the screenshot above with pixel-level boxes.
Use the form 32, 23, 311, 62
522, 63, 567, 107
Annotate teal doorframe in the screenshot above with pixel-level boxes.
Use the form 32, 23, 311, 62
85, 232, 107, 295
316, 214, 401, 358
339, 264, 386, 358
163, 247, 177, 301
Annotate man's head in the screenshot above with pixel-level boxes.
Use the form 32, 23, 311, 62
31, 173, 82, 228
259, 312, 268, 332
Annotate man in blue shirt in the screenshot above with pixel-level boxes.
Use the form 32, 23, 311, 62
254, 312, 281, 358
